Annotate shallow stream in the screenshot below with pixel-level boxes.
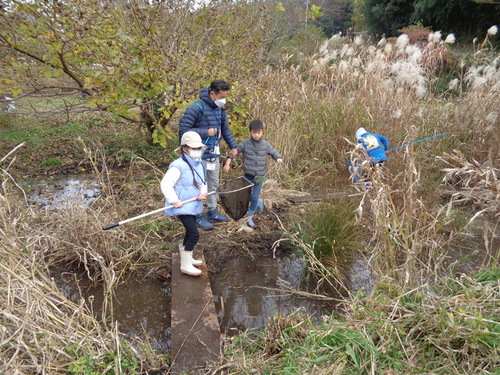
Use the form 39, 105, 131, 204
30, 176, 497, 353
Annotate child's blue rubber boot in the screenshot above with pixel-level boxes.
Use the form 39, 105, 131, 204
246, 209, 255, 227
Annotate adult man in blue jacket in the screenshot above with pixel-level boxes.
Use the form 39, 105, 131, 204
179, 80, 238, 230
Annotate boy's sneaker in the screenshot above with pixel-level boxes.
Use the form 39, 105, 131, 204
196, 213, 213, 230
257, 199, 264, 214
246, 216, 255, 227
207, 209, 230, 223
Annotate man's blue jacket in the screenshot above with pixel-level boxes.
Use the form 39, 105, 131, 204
179, 87, 237, 160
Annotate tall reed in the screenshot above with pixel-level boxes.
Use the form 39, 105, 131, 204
240, 28, 498, 189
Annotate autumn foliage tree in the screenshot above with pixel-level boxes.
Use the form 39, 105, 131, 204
0, 0, 273, 145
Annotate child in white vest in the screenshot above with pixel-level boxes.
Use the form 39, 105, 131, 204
161, 131, 208, 276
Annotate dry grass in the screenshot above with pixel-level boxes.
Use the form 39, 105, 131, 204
240, 29, 498, 190
1, 24, 499, 373
236, 27, 499, 288
351, 148, 451, 287
439, 150, 499, 218
1, 145, 170, 373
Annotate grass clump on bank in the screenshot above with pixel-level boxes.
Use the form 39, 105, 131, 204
286, 200, 360, 293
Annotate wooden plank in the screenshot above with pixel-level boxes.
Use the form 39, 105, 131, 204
170, 250, 222, 375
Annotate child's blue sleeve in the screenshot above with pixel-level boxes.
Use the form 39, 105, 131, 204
379, 135, 390, 151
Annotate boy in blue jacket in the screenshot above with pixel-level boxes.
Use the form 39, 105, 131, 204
353, 127, 389, 186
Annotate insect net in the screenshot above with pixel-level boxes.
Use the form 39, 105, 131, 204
217, 176, 253, 221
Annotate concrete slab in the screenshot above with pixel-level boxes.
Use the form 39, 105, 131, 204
170, 249, 222, 374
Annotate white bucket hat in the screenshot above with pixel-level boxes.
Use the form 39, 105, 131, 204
180, 131, 206, 148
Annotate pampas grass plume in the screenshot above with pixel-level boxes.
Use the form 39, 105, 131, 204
448, 78, 459, 90
377, 37, 387, 47
432, 31, 442, 44
485, 112, 497, 124
396, 34, 410, 51
445, 34, 456, 44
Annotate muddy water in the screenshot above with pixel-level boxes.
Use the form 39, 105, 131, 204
211, 253, 337, 335
53, 271, 171, 352
31, 176, 340, 352
28, 176, 101, 209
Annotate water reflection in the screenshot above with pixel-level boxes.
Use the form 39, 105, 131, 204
347, 259, 375, 294
53, 270, 171, 352
211, 253, 337, 335
29, 177, 101, 210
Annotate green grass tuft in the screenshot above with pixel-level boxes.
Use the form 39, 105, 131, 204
294, 200, 359, 262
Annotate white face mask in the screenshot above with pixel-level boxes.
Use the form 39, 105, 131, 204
214, 98, 226, 107
189, 149, 203, 159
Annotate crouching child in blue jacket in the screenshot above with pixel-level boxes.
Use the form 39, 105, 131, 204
354, 127, 390, 186
161, 131, 208, 277
223, 120, 282, 227
355, 127, 390, 165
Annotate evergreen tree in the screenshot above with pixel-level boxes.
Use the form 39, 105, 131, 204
359, 0, 500, 39
412, 0, 500, 39
362, 0, 414, 37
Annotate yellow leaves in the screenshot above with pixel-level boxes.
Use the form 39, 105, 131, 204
306, 5, 323, 21
1, 0, 274, 146
43, 70, 55, 79
152, 126, 174, 149
11, 87, 23, 96
276, 2, 285, 12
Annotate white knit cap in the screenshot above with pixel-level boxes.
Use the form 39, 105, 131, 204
355, 127, 367, 140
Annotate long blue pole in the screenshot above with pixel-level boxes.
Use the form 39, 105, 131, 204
387, 132, 449, 152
